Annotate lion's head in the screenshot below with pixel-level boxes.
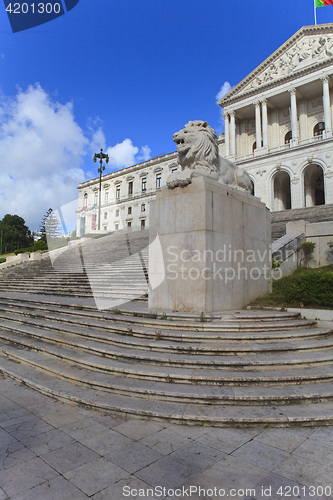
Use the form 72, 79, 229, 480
173, 120, 220, 173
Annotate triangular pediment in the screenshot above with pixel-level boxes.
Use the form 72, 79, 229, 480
219, 24, 333, 106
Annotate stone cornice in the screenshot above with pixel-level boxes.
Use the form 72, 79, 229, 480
78, 151, 177, 190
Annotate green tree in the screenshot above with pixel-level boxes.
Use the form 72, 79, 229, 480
0, 214, 33, 254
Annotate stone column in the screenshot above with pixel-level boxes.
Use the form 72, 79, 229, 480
230, 111, 236, 156
261, 99, 268, 148
289, 88, 299, 146
223, 112, 230, 157
254, 102, 262, 148
322, 76, 332, 138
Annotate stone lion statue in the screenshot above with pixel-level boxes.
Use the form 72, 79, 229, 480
167, 120, 253, 191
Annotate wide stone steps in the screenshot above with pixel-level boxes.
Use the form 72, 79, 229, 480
2, 299, 322, 340
1, 354, 333, 427
0, 309, 330, 354
0, 225, 332, 426
1, 343, 333, 405
1, 322, 333, 373
0, 229, 150, 299
0, 297, 332, 422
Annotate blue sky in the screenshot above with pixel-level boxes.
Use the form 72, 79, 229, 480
0, 0, 333, 230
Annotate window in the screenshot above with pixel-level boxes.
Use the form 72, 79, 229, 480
127, 221, 132, 228
105, 191, 109, 202
252, 141, 263, 152
83, 193, 88, 207
116, 185, 120, 199
128, 181, 133, 196
142, 177, 147, 192
141, 203, 146, 212
314, 122, 325, 137
141, 219, 146, 230
115, 209, 119, 217
156, 173, 162, 189
104, 212, 108, 220
128, 206, 132, 215
103, 225, 107, 231
115, 223, 119, 231
94, 192, 98, 205
171, 167, 178, 173
284, 131, 292, 144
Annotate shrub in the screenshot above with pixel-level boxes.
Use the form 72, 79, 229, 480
301, 241, 316, 267
33, 239, 48, 251
273, 266, 333, 308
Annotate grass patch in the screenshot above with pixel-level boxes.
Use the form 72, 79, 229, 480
251, 265, 333, 309
0, 252, 15, 259
111, 308, 122, 315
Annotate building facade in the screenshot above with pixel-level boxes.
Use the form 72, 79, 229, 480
77, 23, 333, 236
219, 23, 333, 212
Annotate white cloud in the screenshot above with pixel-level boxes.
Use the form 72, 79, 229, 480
90, 127, 106, 154
138, 145, 151, 162
216, 81, 232, 102
0, 85, 152, 231
106, 139, 151, 170
0, 85, 87, 230
215, 81, 233, 134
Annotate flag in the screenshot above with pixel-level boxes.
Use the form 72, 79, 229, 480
315, 0, 333, 7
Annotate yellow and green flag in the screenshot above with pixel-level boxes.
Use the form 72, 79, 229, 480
315, 0, 333, 6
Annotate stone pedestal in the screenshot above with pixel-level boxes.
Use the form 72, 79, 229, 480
149, 176, 271, 312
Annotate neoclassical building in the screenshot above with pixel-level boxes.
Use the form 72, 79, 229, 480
219, 23, 333, 212
77, 23, 333, 236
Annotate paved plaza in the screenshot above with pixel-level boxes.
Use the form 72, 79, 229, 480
0, 374, 332, 500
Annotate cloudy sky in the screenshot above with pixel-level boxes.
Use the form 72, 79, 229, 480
0, 0, 332, 230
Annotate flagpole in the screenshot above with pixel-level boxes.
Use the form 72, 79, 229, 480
314, 0, 317, 24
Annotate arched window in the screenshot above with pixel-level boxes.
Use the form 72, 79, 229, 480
83, 193, 88, 207
303, 164, 325, 207
284, 131, 292, 144
314, 122, 325, 137
273, 171, 291, 211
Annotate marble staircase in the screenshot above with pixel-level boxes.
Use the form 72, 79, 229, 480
0, 294, 332, 427
0, 229, 149, 301
0, 228, 332, 426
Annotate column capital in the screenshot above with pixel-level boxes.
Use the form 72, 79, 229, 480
321, 75, 330, 84
229, 110, 236, 118
254, 101, 261, 108
222, 112, 229, 119
289, 87, 297, 96
261, 98, 268, 106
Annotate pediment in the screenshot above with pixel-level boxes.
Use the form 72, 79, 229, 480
219, 24, 333, 105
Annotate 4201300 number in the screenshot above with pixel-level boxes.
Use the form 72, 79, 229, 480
6, 3, 62, 14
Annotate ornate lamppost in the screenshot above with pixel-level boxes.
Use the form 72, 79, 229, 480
93, 148, 109, 231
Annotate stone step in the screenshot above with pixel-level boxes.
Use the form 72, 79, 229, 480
1, 345, 333, 405
271, 204, 333, 240
0, 304, 331, 348
1, 354, 333, 426
1, 325, 333, 378
0, 304, 322, 341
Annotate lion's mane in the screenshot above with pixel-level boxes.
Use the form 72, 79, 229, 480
173, 120, 220, 174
